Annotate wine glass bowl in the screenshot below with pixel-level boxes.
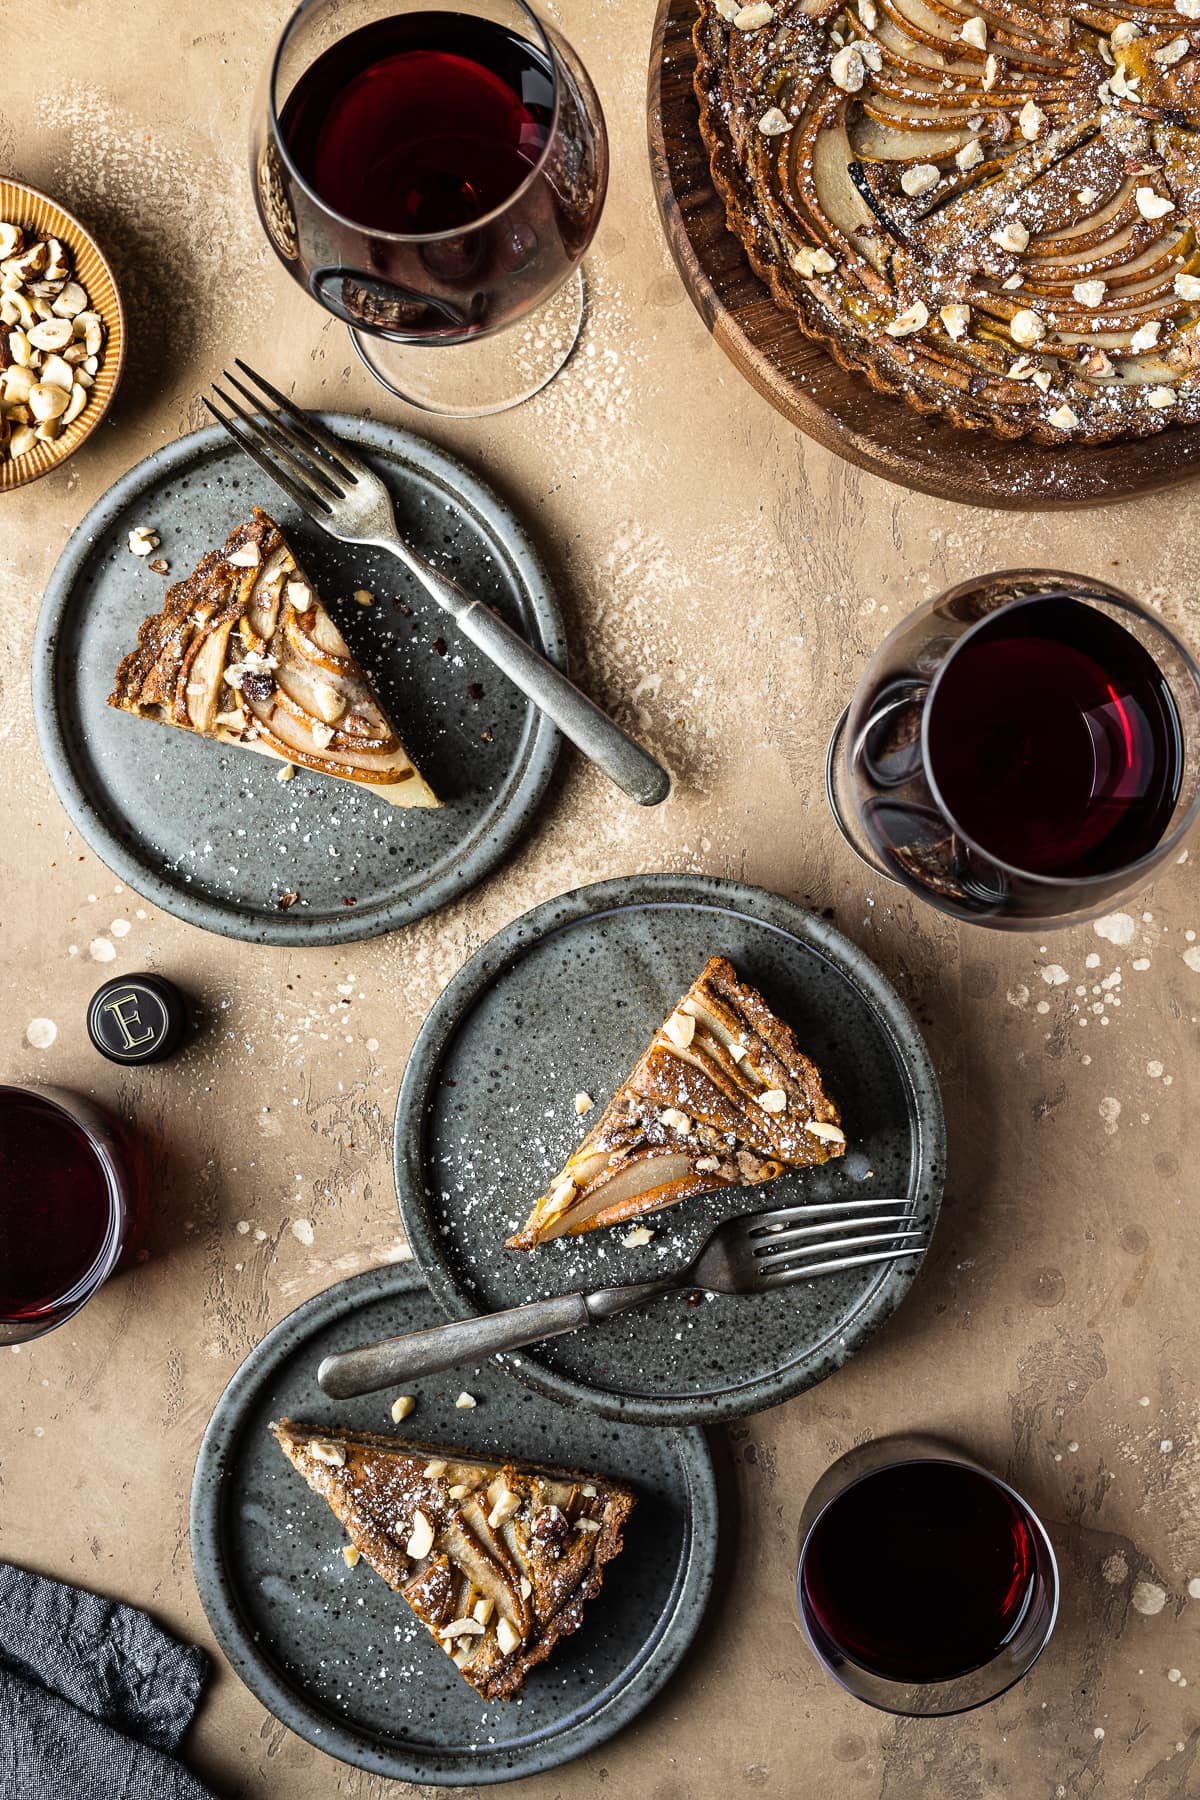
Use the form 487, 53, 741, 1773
251, 0, 607, 413
795, 1435, 1059, 1717
827, 572, 1200, 930
0, 1085, 134, 1345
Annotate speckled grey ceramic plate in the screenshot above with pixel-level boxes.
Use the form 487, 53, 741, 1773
189, 1263, 717, 1786
32, 418, 563, 945
395, 874, 945, 1424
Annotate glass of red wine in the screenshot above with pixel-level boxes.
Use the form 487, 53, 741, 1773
796, 1436, 1059, 1716
251, 0, 608, 416
0, 1085, 135, 1344
826, 572, 1200, 928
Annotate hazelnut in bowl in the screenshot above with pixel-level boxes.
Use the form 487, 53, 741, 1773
0, 177, 126, 492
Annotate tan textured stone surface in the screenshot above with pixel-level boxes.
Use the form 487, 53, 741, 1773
2, 5, 1199, 1796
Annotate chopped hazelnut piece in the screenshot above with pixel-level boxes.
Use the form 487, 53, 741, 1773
308, 1438, 346, 1467
1009, 308, 1046, 347
940, 304, 970, 341
991, 220, 1030, 254
406, 1508, 435, 1559
1136, 188, 1176, 221
829, 44, 865, 91
663, 1010, 696, 1049
1155, 35, 1190, 64
805, 1119, 846, 1144
488, 1487, 522, 1528
441, 1616, 486, 1640
885, 300, 929, 338
732, 0, 772, 26
757, 1088, 787, 1113
496, 1617, 522, 1655
900, 164, 939, 198
455, 1391, 477, 1409
128, 526, 160, 557
791, 246, 836, 278
757, 107, 790, 137
342, 1545, 360, 1568
621, 1225, 655, 1248
574, 1091, 594, 1115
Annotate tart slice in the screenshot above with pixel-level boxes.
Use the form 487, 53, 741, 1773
509, 955, 845, 1250
269, 1420, 636, 1701
109, 507, 438, 805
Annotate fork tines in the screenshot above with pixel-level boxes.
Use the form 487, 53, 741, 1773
748, 1198, 926, 1289
202, 359, 360, 522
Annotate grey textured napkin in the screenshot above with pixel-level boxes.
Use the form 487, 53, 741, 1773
0, 1561, 218, 1800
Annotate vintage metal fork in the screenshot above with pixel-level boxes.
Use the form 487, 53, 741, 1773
202, 361, 670, 806
317, 1197, 927, 1397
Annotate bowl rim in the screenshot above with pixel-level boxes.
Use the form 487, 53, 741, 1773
0, 176, 127, 492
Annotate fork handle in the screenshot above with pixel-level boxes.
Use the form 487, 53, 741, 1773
316, 1280, 674, 1398
380, 541, 671, 807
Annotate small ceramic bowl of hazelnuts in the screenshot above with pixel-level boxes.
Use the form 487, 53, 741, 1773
0, 177, 126, 492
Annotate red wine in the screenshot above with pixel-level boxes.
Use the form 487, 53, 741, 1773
800, 1461, 1037, 1684
280, 14, 554, 236
925, 595, 1182, 879
0, 1091, 117, 1319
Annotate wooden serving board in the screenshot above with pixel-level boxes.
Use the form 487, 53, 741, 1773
647, 0, 1200, 511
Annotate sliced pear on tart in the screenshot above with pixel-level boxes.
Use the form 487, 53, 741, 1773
509, 954, 845, 1250
694, 0, 1200, 441
268, 1419, 635, 1701
109, 507, 438, 806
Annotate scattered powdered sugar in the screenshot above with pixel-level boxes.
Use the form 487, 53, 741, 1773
291, 1218, 315, 1248
1183, 946, 1200, 975
24, 1018, 57, 1049
110, 918, 131, 938
88, 937, 116, 963
1098, 1097, 1121, 1135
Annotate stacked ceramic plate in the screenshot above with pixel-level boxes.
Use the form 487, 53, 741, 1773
190, 873, 943, 1784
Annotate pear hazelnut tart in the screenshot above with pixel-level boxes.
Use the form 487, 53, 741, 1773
269, 1420, 635, 1701
109, 507, 438, 804
510, 955, 845, 1250
694, 0, 1200, 443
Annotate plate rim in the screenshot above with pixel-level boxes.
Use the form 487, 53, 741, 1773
393, 872, 946, 1425
188, 1261, 719, 1788
31, 416, 564, 946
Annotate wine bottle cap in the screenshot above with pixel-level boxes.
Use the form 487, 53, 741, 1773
86, 973, 189, 1065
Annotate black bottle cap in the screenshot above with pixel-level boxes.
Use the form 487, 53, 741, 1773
87, 973, 189, 1065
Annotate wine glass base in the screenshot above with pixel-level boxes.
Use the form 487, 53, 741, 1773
349, 267, 586, 418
